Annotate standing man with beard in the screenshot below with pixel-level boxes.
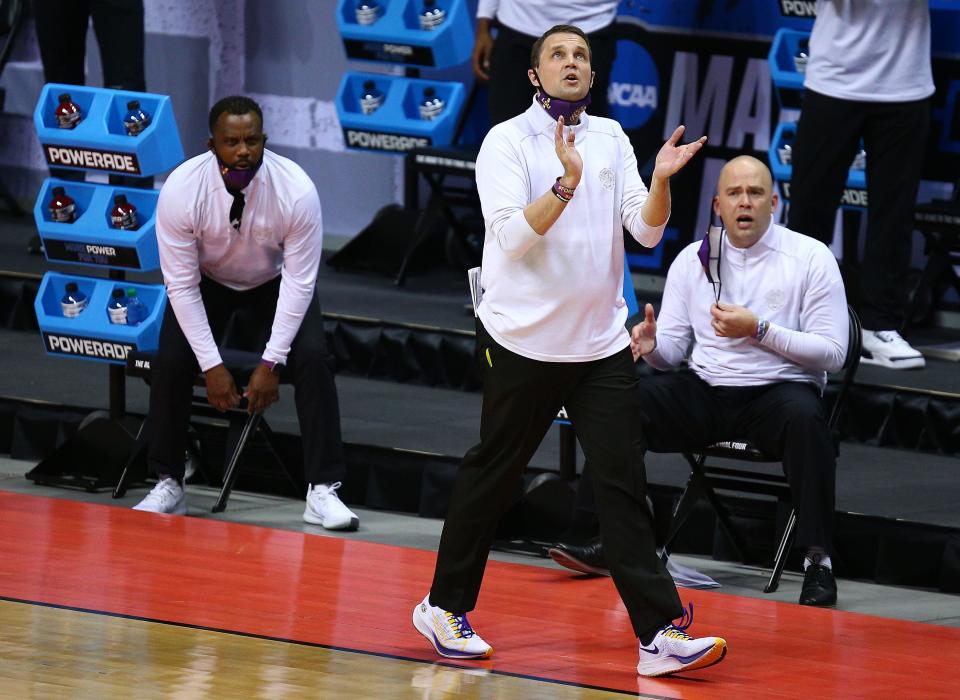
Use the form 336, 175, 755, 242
413, 26, 728, 679
133, 96, 359, 532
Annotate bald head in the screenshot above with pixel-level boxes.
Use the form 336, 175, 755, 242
717, 156, 773, 192
713, 156, 778, 248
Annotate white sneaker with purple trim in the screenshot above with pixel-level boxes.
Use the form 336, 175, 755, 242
636, 604, 727, 677
412, 594, 493, 659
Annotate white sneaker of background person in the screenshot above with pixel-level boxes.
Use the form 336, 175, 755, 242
303, 481, 359, 530
861, 329, 925, 369
133, 477, 187, 515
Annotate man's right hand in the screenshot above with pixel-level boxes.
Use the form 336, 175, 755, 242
554, 116, 583, 189
471, 19, 493, 81
205, 363, 241, 413
630, 303, 658, 361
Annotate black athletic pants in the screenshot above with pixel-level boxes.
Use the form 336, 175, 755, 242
487, 23, 617, 126
429, 322, 683, 639
147, 276, 347, 486
573, 371, 836, 554
787, 89, 930, 330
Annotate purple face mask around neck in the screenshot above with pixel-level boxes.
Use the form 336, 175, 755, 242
216, 154, 262, 192
533, 71, 592, 124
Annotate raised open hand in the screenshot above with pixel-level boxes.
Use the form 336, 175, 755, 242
554, 116, 583, 188
653, 125, 707, 180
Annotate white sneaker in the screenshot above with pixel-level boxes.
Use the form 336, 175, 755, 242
133, 477, 186, 515
637, 604, 726, 677
412, 594, 493, 659
303, 481, 359, 530
861, 329, 925, 369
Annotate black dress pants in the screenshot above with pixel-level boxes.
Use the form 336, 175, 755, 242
147, 276, 346, 486
487, 23, 617, 126
429, 322, 683, 639
574, 371, 836, 554
787, 89, 930, 330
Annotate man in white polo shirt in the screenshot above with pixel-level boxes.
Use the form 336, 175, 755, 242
551, 156, 848, 607
413, 25, 728, 679
788, 0, 933, 369
132, 96, 358, 532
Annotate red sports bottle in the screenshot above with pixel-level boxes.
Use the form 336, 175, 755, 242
55, 93, 82, 129
110, 194, 139, 230
49, 186, 77, 223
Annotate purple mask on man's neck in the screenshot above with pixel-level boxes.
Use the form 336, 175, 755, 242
216, 154, 262, 192
533, 71, 591, 124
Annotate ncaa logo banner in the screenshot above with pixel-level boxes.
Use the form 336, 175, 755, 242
608, 40, 660, 130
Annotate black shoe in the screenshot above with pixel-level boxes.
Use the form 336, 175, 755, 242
799, 563, 837, 606
547, 536, 609, 576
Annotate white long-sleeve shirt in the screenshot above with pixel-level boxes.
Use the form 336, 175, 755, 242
156, 149, 322, 371
476, 99, 666, 362
805, 0, 934, 103
644, 221, 848, 389
476, 0, 618, 36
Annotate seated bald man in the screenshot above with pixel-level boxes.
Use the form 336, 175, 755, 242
550, 156, 849, 607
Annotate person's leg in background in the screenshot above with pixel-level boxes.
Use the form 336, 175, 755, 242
486, 25, 536, 126
787, 89, 864, 246
284, 291, 358, 530
856, 98, 931, 369
736, 382, 838, 606
136, 278, 239, 514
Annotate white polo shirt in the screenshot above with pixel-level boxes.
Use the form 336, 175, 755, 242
156, 149, 323, 371
475, 100, 665, 362
476, 0, 618, 36
645, 221, 849, 389
805, 0, 934, 103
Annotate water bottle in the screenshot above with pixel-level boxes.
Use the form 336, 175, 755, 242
60, 282, 88, 318
793, 38, 809, 73
355, 0, 381, 25
359, 81, 384, 115
122, 100, 152, 136
55, 92, 82, 129
49, 186, 77, 223
125, 288, 147, 326
852, 147, 867, 171
777, 133, 793, 166
419, 87, 445, 121
110, 194, 139, 230
419, 0, 445, 30
107, 288, 129, 325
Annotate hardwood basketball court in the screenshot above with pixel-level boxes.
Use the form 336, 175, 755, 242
1, 491, 957, 698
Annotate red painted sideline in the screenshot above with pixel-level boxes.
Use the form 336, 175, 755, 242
1, 492, 958, 699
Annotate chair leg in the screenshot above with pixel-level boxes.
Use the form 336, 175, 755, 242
213, 412, 262, 513
662, 469, 704, 558
764, 507, 798, 593
113, 418, 149, 498
680, 452, 748, 562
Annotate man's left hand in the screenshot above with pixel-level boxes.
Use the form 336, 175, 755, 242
710, 303, 758, 338
244, 364, 280, 415
653, 125, 707, 180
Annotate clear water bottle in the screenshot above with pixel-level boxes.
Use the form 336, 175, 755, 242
61, 282, 88, 318
852, 147, 867, 171
123, 100, 152, 136
419, 0, 445, 30
107, 288, 129, 325
793, 38, 809, 73
125, 288, 147, 326
49, 186, 77, 223
55, 93, 82, 129
359, 80, 384, 115
110, 194, 139, 230
419, 87, 445, 121
355, 0, 381, 25
777, 133, 793, 166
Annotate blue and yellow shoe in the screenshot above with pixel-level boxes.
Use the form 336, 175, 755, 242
412, 594, 493, 659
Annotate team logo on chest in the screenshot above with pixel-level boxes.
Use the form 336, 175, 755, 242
765, 289, 786, 311
599, 167, 615, 191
